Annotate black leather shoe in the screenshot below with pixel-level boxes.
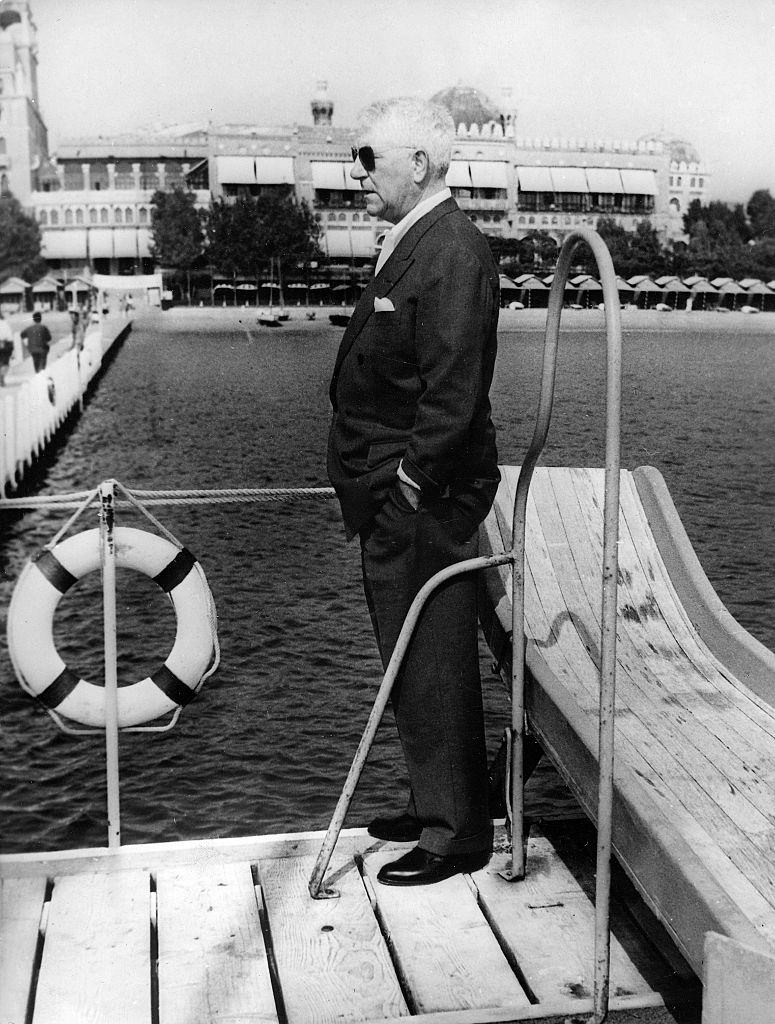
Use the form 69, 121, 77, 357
377, 845, 490, 886
367, 813, 422, 842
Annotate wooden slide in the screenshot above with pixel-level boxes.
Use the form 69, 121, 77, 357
479, 465, 775, 977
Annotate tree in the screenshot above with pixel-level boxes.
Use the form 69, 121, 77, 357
150, 186, 204, 304
0, 194, 45, 283
251, 193, 320, 302
205, 193, 320, 306
205, 197, 263, 285
746, 189, 775, 240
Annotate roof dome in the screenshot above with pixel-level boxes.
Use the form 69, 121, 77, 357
638, 133, 700, 164
430, 85, 501, 129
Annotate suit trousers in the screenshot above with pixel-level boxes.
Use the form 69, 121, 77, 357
359, 486, 492, 856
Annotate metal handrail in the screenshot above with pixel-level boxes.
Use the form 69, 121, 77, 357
309, 226, 622, 1022
509, 228, 622, 1023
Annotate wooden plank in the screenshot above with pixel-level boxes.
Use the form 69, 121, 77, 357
0, 875, 47, 1024
0, 827, 400, 879
259, 854, 408, 1024
156, 861, 278, 1024
362, 850, 529, 1014
33, 869, 151, 1024
472, 835, 677, 1006
702, 932, 775, 1024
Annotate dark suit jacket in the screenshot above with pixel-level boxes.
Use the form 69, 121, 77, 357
328, 196, 501, 540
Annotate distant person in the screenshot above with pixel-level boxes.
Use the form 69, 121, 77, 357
0, 312, 14, 385
69, 309, 80, 348
21, 311, 52, 372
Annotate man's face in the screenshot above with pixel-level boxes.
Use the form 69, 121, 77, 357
350, 125, 417, 224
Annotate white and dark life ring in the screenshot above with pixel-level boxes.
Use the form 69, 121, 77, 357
7, 527, 217, 728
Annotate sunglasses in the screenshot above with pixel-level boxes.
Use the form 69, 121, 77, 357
350, 145, 416, 173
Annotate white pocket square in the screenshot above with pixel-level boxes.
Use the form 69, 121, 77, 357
374, 296, 395, 312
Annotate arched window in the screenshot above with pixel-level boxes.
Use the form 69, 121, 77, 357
0, 172, 9, 195
65, 209, 73, 225
338, 212, 346, 221
75, 208, 84, 224
677, 176, 682, 186
115, 207, 123, 223
138, 207, 148, 224
125, 207, 133, 223
100, 207, 108, 224
352, 213, 360, 222
39, 209, 48, 224
89, 207, 98, 224
0, 137, 6, 154
50, 209, 59, 225
518, 216, 525, 225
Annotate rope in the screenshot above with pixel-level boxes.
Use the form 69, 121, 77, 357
0, 485, 337, 511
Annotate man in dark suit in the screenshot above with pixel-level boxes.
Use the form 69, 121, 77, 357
327, 97, 500, 886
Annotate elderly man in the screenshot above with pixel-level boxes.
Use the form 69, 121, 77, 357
327, 97, 501, 886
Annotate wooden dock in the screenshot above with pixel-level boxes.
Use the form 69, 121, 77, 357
0, 824, 697, 1024
479, 465, 775, 980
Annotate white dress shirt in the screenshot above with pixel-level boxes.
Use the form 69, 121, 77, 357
375, 187, 452, 276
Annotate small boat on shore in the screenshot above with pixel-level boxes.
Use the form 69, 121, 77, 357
329, 312, 351, 327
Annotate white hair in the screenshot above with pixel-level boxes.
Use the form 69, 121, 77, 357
355, 97, 454, 179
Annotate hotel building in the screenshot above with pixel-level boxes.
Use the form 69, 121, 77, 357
0, 2, 711, 278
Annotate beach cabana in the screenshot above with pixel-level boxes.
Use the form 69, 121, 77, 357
575, 277, 603, 308
518, 276, 548, 308
213, 283, 236, 306
711, 277, 734, 289
627, 274, 652, 288
499, 274, 521, 306
0, 276, 30, 314
661, 278, 691, 310
717, 281, 746, 310
632, 278, 663, 309
64, 276, 92, 309
738, 278, 762, 289
31, 275, 61, 311
688, 279, 718, 310
744, 281, 775, 312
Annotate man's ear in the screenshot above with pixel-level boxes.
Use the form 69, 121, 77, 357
411, 149, 430, 184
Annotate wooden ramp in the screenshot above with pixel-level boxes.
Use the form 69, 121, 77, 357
0, 826, 695, 1024
479, 465, 775, 977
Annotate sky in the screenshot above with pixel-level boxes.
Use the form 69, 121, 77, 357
28, 0, 775, 204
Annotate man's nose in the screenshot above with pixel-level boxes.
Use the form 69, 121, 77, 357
350, 159, 366, 181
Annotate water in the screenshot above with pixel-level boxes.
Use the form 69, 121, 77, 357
1, 309, 773, 853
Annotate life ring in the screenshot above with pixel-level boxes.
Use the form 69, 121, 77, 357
7, 527, 216, 728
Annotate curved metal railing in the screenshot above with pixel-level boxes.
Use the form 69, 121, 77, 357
508, 228, 622, 1022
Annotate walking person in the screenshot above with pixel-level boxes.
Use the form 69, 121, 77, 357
327, 97, 501, 886
0, 312, 14, 385
20, 311, 52, 372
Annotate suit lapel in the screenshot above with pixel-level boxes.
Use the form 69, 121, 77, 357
330, 197, 458, 395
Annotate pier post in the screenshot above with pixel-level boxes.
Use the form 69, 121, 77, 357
99, 480, 122, 847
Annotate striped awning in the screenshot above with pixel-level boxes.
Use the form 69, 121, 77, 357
619, 169, 657, 195
254, 157, 295, 184
113, 230, 138, 257
42, 230, 87, 259
216, 156, 257, 184
87, 228, 114, 258
550, 167, 588, 193
585, 167, 624, 194
517, 166, 553, 191
446, 161, 472, 188
311, 162, 347, 190
469, 161, 508, 189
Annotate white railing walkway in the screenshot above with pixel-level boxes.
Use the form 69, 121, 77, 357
0, 320, 125, 496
